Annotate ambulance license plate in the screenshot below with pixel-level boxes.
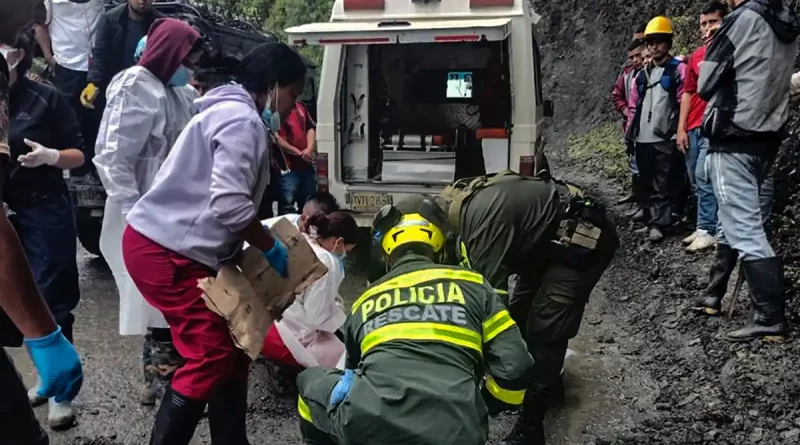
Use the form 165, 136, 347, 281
347, 192, 393, 213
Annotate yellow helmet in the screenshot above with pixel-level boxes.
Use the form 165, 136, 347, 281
380, 213, 446, 256
644, 16, 673, 36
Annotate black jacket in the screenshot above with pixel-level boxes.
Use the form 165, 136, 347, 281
87, 4, 163, 89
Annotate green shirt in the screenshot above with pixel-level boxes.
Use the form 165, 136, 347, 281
339, 255, 533, 445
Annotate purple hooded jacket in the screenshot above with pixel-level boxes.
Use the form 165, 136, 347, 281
126, 84, 271, 270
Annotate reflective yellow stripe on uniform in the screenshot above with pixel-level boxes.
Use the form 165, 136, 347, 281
361, 322, 482, 355
351, 268, 485, 314
459, 241, 472, 268
486, 376, 525, 405
298, 395, 312, 423
483, 309, 515, 343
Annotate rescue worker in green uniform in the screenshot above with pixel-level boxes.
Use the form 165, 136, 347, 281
296, 197, 534, 445
438, 170, 620, 445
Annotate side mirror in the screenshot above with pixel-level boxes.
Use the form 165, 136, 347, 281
543, 99, 555, 118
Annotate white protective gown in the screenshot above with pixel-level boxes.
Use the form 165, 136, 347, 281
94, 66, 198, 335
261, 217, 347, 368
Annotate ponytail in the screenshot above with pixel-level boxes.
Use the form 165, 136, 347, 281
302, 211, 359, 244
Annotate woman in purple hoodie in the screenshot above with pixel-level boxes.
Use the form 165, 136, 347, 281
121, 43, 306, 445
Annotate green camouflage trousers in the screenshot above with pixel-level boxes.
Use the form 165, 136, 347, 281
142, 328, 184, 391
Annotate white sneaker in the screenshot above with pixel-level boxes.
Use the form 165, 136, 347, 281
48, 399, 76, 430
686, 231, 716, 253
682, 230, 700, 245
27, 380, 47, 407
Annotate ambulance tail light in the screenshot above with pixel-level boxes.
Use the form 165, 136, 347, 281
316, 153, 329, 193
519, 156, 535, 177
344, 0, 385, 10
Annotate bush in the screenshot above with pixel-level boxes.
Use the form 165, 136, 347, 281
566, 123, 629, 182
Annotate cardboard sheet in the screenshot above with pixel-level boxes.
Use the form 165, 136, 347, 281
198, 218, 328, 359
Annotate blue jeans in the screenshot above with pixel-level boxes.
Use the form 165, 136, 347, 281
708, 151, 775, 261
686, 129, 718, 233
277, 168, 317, 215
10, 188, 80, 341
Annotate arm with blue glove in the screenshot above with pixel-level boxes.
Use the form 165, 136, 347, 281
239, 218, 289, 278
24, 326, 83, 402
329, 368, 355, 406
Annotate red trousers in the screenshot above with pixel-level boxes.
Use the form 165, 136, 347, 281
261, 325, 301, 368
122, 227, 250, 401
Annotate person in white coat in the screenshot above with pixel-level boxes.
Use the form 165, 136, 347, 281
260, 211, 359, 371
93, 19, 202, 405
261, 191, 340, 229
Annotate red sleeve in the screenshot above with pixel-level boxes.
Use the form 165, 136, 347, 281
611, 72, 628, 114
683, 53, 700, 95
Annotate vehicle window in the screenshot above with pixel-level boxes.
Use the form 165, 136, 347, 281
531, 26, 544, 105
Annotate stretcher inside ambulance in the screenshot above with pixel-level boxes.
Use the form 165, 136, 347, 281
287, 0, 548, 226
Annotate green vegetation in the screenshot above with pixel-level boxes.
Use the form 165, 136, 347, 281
567, 123, 629, 181
199, 0, 334, 67
670, 15, 700, 58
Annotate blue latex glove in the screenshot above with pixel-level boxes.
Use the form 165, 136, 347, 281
264, 239, 289, 278
24, 326, 83, 403
329, 369, 355, 406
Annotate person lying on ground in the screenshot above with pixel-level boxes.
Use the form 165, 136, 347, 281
261, 191, 340, 229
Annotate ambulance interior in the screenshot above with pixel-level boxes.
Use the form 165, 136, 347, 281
340, 39, 512, 185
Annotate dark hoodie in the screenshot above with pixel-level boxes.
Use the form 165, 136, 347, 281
697, 0, 800, 154
137, 18, 200, 84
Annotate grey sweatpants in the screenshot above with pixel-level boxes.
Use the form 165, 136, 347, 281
707, 151, 775, 261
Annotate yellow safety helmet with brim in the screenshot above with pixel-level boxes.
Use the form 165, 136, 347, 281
644, 16, 674, 37
380, 213, 446, 256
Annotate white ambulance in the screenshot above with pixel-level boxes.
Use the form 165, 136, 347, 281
287, 0, 551, 225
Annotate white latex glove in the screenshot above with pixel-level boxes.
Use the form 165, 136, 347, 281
18, 138, 60, 168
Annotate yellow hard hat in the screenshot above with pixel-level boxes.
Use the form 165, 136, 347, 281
380, 212, 446, 257
644, 16, 673, 36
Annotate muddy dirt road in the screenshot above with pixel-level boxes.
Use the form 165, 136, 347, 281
5, 154, 798, 445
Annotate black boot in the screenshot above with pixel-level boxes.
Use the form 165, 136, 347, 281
209, 380, 250, 445
693, 244, 738, 316
726, 257, 789, 342
149, 386, 207, 445
618, 174, 640, 204
501, 399, 546, 445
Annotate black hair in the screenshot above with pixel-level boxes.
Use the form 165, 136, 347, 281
306, 192, 340, 214
634, 22, 648, 35
303, 211, 359, 245
14, 31, 34, 77
701, 1, 728, 17
192, 67, 213, 83
237, 42, 306, 94
628, 39, 645, 51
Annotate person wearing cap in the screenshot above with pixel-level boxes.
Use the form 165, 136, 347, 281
696, 0, 799, 341
0, 1, 83, 443
437, 170, 619, 445
626, 16, 687, 243
296, 195, 534, 445
93, 19, 201, 406
121, 42, 304, 445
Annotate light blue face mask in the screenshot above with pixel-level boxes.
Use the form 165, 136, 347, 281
168, 66, 191, 87
261, 106, 281, 133
333, 241, 347, 274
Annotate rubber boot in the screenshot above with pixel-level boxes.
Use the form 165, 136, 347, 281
726, 257, 789, 342
140, 331, 158, 406
693, 243, 738, 316
208, 380, 250, 445
149, 386, 207, 445
501, 397, 547, 445
618, 175, 637, 204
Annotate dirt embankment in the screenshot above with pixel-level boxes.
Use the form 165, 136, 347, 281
532, 1, 800, 443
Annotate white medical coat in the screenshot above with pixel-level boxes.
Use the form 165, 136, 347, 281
261, 217, 347, 368
94, 66, 198, 335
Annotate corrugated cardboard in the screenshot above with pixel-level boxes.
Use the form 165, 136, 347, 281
198, 218, 328, 359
